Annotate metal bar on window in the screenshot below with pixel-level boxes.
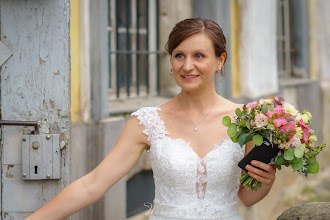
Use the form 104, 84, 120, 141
136, 0, 140, 96
126, 0, 131, 97
116, 0, 120, 97
284, 0, 291, 78
156, 0, 160, 95
146, 0, 150, 94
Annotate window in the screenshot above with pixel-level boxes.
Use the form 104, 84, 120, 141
277, 0, 309, 79
108, 0, 160, 99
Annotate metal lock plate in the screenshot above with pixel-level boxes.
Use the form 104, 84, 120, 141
22, 134, 61, 180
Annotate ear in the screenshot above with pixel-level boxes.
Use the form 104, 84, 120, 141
217, 52, 226, 69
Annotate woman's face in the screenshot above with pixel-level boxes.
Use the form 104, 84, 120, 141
171, 33, 225, 93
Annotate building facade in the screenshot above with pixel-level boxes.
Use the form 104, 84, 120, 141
0, 0, 328, 219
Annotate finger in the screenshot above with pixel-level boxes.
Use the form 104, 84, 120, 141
245, 165, 270, 180
271, 164, 277, 174
251, 160, 273, 173
246, 169, 273, 185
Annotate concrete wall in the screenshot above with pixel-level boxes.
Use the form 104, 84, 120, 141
238, 0, 278, 98
71, 117, 129, 220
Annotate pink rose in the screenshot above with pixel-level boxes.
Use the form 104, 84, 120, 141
246, 101, 258, 109
298, 119, 312, 143
279, 121, 296, 138
273, 118, 288, 128
253, 113, 270, 128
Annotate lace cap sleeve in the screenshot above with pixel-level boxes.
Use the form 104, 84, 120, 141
131, 107, 169, 144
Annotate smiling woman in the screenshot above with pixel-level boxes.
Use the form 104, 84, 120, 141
26, 18, 276, 220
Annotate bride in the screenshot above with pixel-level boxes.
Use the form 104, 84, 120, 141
26, 18, 276, 220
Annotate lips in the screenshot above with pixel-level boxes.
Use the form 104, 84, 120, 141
182, 75, 198, 78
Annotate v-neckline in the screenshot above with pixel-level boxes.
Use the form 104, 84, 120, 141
154, 107, 232, 159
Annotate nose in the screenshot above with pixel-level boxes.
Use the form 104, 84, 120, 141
183, 57, 195, 72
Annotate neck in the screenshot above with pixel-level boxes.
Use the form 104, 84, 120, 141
178, 89, 219, 113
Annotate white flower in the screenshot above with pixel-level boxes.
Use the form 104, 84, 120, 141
302, 114, 309, 124
259, 99, 273, 105
253, 113, 270, 128
283, 102, 299, 116
295, 113, 302, 122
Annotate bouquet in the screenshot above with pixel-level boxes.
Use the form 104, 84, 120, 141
222, 96, 326, 191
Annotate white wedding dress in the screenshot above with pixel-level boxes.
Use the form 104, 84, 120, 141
132, 107, 245, 220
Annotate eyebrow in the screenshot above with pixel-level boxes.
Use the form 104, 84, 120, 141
172, 49, 208, 54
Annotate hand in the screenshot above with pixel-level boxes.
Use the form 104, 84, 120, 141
245, 160, 276, 187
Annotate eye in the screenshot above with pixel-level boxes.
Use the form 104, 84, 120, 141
174, 53, 184, 59
195, 53, 204, 59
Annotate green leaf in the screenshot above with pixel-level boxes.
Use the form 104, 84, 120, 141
261, 104, 269, 114
238, 133, 249, 146
253, 135, 263, 146
284, 148, 294, 161
261, 129, 268, 138
247, 121, 251, 129
275, 155, 285, 165
235, 108, 243, 117
307, 157, 316, 165
291, 158, 303, 170
307, 161, 319, 174
227, 123, 238, 138
238, 120, 246, 126
222, 116, 231, 127
294, 148, 304, 158
246, 134, 253, 143
291, 157, 300, 164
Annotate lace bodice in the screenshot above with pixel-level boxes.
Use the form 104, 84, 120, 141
132, 107, 245, 220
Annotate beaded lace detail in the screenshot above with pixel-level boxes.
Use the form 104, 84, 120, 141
131, 107, 245, 219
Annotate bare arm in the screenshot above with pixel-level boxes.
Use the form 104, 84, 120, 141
238, 142, 277, 207
26, 117, 148, 220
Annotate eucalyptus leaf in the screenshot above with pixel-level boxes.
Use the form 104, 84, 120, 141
275, 155, 285, 165
227, 124, 238, 138
307, 161, 319, 174
307, 157, 316, 165
222, 116, 231, 127
291, 158, 303, 170
294, 148, 304, 158
291, 157, 299, 164
235, 108, 243, 117
284, 148, 294, 161
253, 135, 263, 146
238, 120, 246, 126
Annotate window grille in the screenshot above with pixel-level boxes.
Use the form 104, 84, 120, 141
108, 0, 162, 99
277, 0, 293, 78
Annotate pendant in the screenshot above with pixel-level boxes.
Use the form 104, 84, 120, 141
194, 127, 197, 131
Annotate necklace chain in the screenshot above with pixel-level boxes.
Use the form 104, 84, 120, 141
178, 95, 216, 132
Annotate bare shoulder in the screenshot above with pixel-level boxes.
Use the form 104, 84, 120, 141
217, 96, 243, 116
